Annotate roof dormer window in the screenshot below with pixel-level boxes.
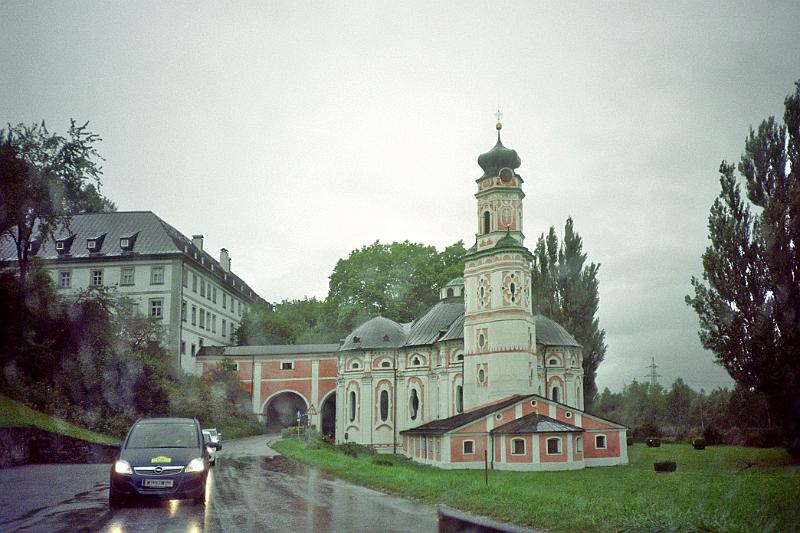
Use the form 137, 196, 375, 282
86, 234, 105, 253
87, 239, 97, 250
56, 241, 65, 251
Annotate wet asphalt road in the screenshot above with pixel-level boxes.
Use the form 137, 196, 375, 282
0, 435, 439, 533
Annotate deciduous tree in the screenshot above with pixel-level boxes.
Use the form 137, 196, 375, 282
686, 80, 800, 456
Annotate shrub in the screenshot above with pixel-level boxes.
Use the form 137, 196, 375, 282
654, 461, 677, 472
692, 438, 706, 450
281, 426, 305, 439
721, 426, 746, 446
646, 438, 661, 448
626, 436, 634, 446
338, 442, 375, 458
632, 422, 663, 441
370, 456, 393, 466
703, 426, 723, 445
745, 428, 784, 448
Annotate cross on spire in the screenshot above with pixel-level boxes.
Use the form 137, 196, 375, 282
494, 108, 503, 127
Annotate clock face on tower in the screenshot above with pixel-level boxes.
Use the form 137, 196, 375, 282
499, 167, 513, 183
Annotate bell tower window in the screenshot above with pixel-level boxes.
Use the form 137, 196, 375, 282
483, 211, 491, 234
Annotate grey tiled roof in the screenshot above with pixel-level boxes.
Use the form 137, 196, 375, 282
400, 395, 530, 435
339, 316, 408, 351
439, 313, 464, 341
0, 211, 264, 303
534, 315, 580, 347
404, 298, 465, 347
490, 412, 583, 434
197, 344, 340, 357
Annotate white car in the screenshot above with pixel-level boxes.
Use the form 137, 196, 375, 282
202, 429, 222, 465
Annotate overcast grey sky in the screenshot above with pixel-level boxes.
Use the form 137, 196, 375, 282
3, 1, 799, 393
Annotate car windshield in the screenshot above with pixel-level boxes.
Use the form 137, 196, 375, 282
127, 423, 198, 449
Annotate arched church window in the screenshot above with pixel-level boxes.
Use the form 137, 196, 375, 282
409, 389, 419, 420
576, 385, 582, 407
549, 358, 558, 366
478, 368, 486, 384
447, 288, 454, 298
510, 282, 516, 302
380, 390, 389, 422
456, 353, 463, 361
483, 211, 491, 234
551, 386, 559, 403
456, 385, 463, 413
351, 362, 360, 370
576, 436, 583, 453
412, 357, 420, 366
349, 391, 357, 422
381, 361, 391, 368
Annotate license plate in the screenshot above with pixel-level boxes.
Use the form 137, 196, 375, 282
143, 479, 174, 488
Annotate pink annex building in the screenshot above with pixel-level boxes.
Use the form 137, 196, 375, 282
198, 122, 628, 471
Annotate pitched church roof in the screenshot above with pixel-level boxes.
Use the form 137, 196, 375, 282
490, 412, 583, 434
534, 315, 580, 347
404, 297, 465, 346
339, 316, 408, 351
400, 395, 530, 435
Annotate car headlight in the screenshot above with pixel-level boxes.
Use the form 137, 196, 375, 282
114, 459, 132, 475
206, 446, 215, 454
185, 457, 205, 473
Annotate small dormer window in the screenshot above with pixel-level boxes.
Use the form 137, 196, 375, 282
56, 241, 65, 251
353, 336, 361, 343
383, 334, 390, 342
120, 238, 129, 249
87, 239, 97, 250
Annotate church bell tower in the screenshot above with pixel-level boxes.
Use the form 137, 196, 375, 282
462, 115, 537, 409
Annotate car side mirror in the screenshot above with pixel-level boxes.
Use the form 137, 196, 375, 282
207, 442, 220, 449
110, 442, 122, 450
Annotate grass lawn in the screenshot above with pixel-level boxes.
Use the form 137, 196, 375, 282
272, 438, 800, 532
0, 394, 116, 445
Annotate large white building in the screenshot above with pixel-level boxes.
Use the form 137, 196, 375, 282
1, 211, 266, 374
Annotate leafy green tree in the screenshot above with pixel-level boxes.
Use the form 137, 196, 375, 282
531, 217, 607, 409
325, 240, 466, 336
234, 298, 333, 345
686, 81, 800, 457
665, 378, 696, 431
0, 120, 114, 299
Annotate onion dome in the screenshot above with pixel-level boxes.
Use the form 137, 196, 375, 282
477, 123, 521, 179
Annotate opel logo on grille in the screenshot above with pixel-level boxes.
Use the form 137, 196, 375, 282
154, 466, 163, 474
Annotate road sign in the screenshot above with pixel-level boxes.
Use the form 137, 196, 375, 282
308, 404, 318, 416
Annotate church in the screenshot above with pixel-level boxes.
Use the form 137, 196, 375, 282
198, 120, 628, 471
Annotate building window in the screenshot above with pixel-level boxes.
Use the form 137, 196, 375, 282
349, 391, 357, 422
456, 353, 463, 361
551, 386, 560, 403
351, 362, 360, 370
192, 274, 197, 292
409, 389, 419, 420
456, 385, 463, 413
87, 239, 97, 251
576, 436, 583, 453
119, 238, 129, 249
549, 358, 558, 366
223, 292, 227, 309
199, 308, 205, 329
511, 438, 526, 455
447, 288, 454, 298
381, 361, 391, 368
212, 314, 216, 333
120, 266, 134, 286
463, 440, 475, 455
546, 437, 561, 455
181, 301, 187, 322
238, 301, 242, 316
149, 299, 163, 318
58, 270, 71, 289
150, 266, 164, 285
412, 357, 420, 366
483, 211, 491, 234
191, 305, 197, 325
222, 319, 227, 337
379, 390, 389, 422
191, 344, 196, 357
91, 269, 103, 286
182, 268, 188, 287
200, 279, 205, 297
212, 287, 217, 303
596, 435, 607, 449
180, 341, 186, 355
281, 361, 293, 370
199, 337, 203, 347
206, 313, 211, 330
56, 241, 65, 251
478, 368, 486, 384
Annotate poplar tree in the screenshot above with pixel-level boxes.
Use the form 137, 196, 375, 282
686, 80, 800, 457
531, 217, 607, 410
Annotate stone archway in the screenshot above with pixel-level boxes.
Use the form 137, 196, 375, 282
320, 392, 336, 438
263, 391, 307, 433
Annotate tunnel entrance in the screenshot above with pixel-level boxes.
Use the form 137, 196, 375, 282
264, 391, 307, 433
320, 393, 336, 438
